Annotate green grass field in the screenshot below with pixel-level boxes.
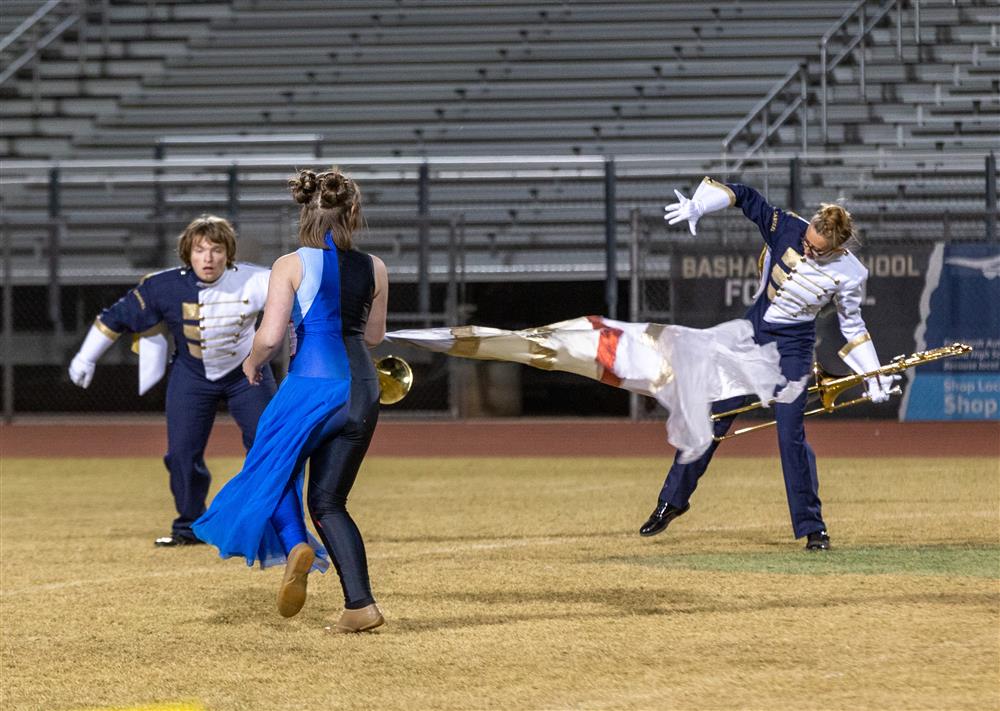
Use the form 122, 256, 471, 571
2, 456, 998, 711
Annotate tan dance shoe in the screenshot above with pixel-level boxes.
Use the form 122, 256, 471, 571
276, 542, 315, 618
325, 603, 385, 634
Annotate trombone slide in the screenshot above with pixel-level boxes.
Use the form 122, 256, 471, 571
708, 342, 971, 441
713, 386, 902, 442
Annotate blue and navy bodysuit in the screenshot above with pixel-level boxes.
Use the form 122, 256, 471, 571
194, 237, 380, 609
657, 180, 875, 539
96, 265, 274, 539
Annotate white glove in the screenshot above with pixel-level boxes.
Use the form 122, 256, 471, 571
663, 177, 734, 236
68, 322, 118, 389
865, 373, 900, 404
664, 189, 704, 235
68, 354, 97, 388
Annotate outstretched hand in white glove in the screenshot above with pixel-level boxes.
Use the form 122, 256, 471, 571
664, 189, 704, 236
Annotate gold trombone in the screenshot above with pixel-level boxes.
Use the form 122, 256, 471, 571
375, 355, 414, 405
712, 342, 973, 441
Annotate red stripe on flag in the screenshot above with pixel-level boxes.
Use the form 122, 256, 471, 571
596, 327, 621, 370
589, 317, 624, 386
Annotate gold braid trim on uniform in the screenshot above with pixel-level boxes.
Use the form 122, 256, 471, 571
787, 270, 825, 296
803, 259, 841, 287
780, 247, 803, 269
702, 177, 736, 206
93, 318, 121, 340
838, 332, 871, 358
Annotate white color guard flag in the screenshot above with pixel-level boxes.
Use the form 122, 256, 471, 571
387, 316, 802, 462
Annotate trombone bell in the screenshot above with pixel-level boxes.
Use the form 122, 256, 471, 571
375, 355, 413, 405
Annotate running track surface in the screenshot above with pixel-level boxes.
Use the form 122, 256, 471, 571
2, 419, 997, 458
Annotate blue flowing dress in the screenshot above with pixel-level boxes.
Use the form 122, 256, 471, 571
193, 236, 364, 572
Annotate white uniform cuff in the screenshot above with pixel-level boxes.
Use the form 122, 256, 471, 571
77, 321, 118, 363
839, 336, 881, 375
693, 177, 736, 214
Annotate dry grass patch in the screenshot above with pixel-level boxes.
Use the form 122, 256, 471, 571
1, 456, 997, 711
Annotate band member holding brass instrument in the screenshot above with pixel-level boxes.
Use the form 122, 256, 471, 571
640, 178, 898, 550
68, 215, 274, 547
194, 168, 389, 633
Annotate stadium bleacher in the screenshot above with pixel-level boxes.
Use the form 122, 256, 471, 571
1, 0, 997, 281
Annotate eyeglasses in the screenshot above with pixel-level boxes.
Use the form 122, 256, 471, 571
802, 234, 835, 259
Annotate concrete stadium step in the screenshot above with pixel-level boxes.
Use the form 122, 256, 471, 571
0, 116, 97, 136
95, 1, 231, 23
52, 40, 192, 61
135, 76, 777, 101
153, 57, 798, 82
9, 76, 146, 98
169, 38, 818, 67
192, 19, 838, 50
82, 122, 737, 154
0, 96, 122, 118
0, 0, 39, 34
29, 57, 165, 79
1, 135, 76, 159
67, 138, 730, 159
220, 2, 849, 32
97, 99, 753, 128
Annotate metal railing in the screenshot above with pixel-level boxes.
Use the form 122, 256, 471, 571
820, 0, 902, 143
0, 0, 84, 95
722, 63, 810, 174
724, 0, 906, 164
2, 149, 996, 420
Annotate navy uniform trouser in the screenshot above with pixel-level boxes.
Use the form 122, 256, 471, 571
655, 323, 825, 539
164, 361, 276, 537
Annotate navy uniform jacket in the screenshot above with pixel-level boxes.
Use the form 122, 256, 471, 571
95, 263, 270, 382
720, 181, 873, 363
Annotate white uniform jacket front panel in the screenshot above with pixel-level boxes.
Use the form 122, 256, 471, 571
763, 242, 870, 347
724, 179, 874, 362
195, 263, 271, 380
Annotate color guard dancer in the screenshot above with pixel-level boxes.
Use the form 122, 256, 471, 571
640, 178, 898, 549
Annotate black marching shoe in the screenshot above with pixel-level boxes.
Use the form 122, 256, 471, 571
639, 502, 690, 537
804, 530, 831, 551
154, 534, 205, 547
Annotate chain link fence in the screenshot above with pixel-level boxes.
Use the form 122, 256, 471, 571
2, 152, 997, 419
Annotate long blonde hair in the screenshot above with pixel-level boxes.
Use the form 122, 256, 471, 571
287, 167, 363, 249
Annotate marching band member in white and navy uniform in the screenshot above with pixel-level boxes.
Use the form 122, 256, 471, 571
640, 178, 898, 550
68, 215, 275, 547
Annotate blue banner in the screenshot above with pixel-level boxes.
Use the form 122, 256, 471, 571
902, 243, 1000, 421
